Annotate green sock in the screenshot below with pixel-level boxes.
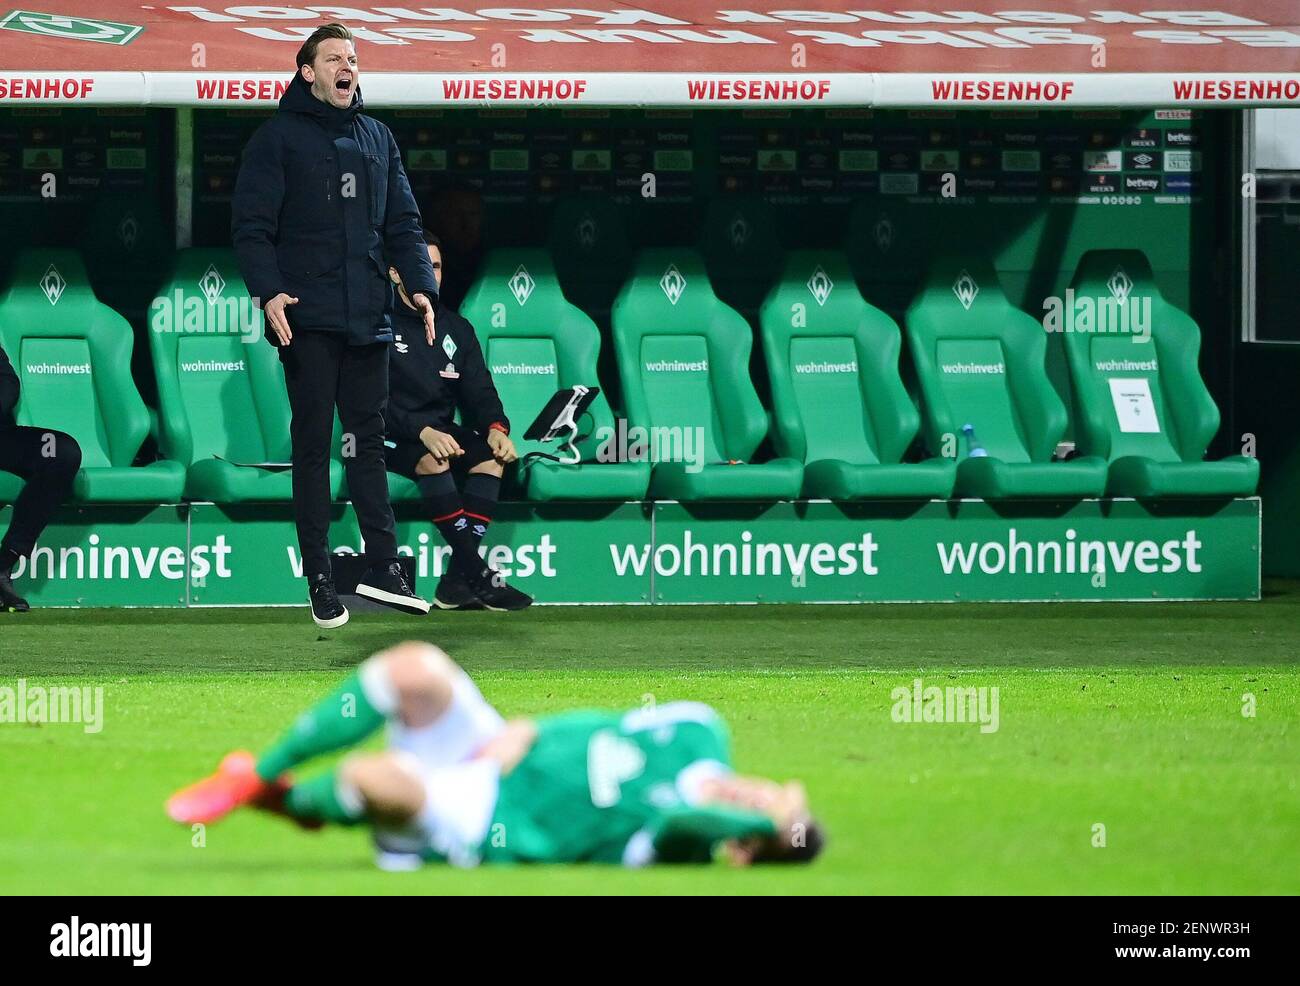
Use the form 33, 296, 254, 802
284, 768, 366, 826
255, 666, 392, 781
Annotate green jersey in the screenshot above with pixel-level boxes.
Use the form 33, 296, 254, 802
478, 702, 777, 866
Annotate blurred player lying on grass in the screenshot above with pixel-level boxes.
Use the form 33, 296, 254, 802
167, 642, 824, 868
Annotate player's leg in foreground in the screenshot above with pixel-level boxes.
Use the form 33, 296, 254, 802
0, 427, 82, 613
165, 641, 500, 826
411, 443, 531, 612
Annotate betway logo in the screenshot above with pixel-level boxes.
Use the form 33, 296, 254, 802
181, 359, 245, 373
686, 78, 830, 101
194, 78, 289, 101
442, 78, 587, 101
931, 79, 1075, 102
610, 530, 879, 578
940, 361, 1004, 374
645, 359, 707, 372
795, 360, 857, 374
1172, 78, 1300, 102
936, 528, 1202, 576
25, 362, 90, 375
490, 362, 556, 375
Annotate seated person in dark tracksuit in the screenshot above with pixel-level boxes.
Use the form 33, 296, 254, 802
385, 231, 531, 612
0, 344, 83, 612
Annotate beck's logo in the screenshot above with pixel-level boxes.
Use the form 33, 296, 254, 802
394, 336, 409, 354
659, 264, 686, 305
807, 266, 833, 306
952, 270, 979, 311
40, 264, 66, 306
1107, 267, 1134, 303
508, 265, 535, 306
442, 334, 457, 360
199, 264, 225, 304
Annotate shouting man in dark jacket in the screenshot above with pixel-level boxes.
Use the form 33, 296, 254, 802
386, 233, 531, 612
0, 344, 82, 612
232, 22, 437, 628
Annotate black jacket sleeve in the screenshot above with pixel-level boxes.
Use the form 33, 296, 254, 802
454, 318, 509, 435
385, 399, 434, 446
0, 345, 19, 430
231, 122, 288, 308
382, 125, 438, 303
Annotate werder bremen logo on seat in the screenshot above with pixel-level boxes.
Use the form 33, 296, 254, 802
729, 216, 749, 250
952, 270, 979, 311
576, 215, 597, 249
117, 212, 139, 250
807, 266, 833, 306
40, 265, 66, 306
199, 265, 225, 305
508, 265, 535, 306
874, 216, 894, 252
659, 264, 686, 305
1108, 267, 1134, 304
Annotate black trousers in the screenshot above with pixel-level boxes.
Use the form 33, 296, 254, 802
278, 332, 398, 580
0, 426, 82, 559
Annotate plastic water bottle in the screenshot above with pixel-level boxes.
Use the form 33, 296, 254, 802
962, 423, 988, 458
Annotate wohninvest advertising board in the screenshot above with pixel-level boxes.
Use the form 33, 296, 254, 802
3, 499, 1259, 606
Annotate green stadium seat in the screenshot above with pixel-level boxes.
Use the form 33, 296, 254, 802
547, 194, 632, 321
459, 249, 650, 501
0, 249, 184, 502
82, 193, 171, 324
1063, 250, 1259, 498
761, 251, 955, 499
905, 258, 1107, 499
612, 249, 803, 501
148, 249, 343, 502
699, 196, 784, 316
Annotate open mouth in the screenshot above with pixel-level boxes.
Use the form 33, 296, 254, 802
334, 75, 352, 95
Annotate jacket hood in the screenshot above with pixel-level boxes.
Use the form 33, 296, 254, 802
279, 71, 363, 130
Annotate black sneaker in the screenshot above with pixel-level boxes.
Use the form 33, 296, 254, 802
465, 566, 532, 612
308, 574, 349, 629
434, 568, 482, 611
0, 571, 30, 613
356, 561, 431, 615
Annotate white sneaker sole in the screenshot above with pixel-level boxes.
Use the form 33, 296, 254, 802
355, 583, 432, 615
311, 604, 350, 629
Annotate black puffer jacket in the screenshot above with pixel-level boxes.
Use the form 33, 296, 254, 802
386, 301, 509, 443
0, 345, 18, 430
231, 73, 437, 345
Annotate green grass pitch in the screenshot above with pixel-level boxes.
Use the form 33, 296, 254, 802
3, 584, 1298, 895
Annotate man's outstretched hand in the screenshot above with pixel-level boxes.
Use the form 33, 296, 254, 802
263, 292, 298, 345
411, 292, 436, 344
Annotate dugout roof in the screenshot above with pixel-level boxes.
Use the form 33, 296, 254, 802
0, 3, 1299, 108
